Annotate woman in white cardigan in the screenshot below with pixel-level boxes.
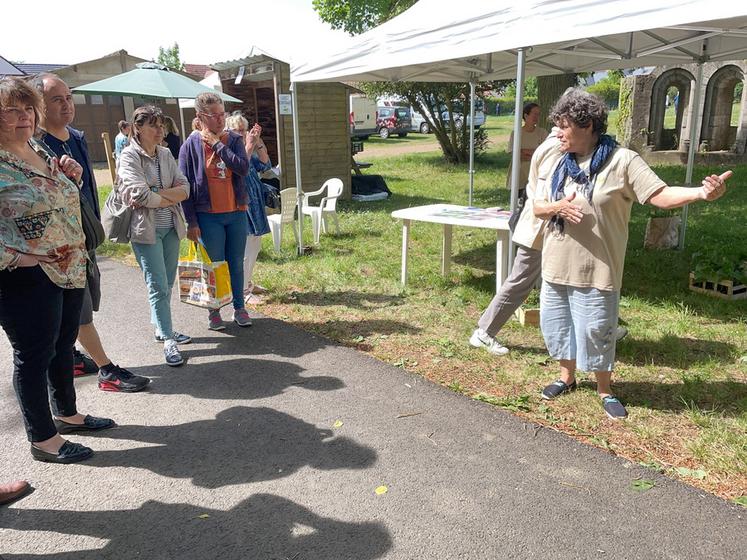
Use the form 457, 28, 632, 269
118, 106, 191, 367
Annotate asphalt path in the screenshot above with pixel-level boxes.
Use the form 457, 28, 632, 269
0, 258, 745, 559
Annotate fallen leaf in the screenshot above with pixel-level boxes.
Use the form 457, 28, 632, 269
375, 485, 388, 495
674, 467, 707, 480
197, 514, 210, 519
631, 479, 655, 492
353, 335, 365, 343
333, 420, 344, 428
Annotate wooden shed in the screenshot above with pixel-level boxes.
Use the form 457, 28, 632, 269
51, 50, 189, 163
211, 51, 352, 199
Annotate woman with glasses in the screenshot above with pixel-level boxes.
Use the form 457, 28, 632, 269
118, 105, 191, 366
0, 77, 114, 464
178, 92, 251, 329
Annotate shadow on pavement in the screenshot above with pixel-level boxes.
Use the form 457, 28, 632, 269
83, 406, 377, 488
0, 493, 392, 559
146, 357, 344, 401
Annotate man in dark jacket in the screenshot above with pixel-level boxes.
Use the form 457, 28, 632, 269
35, 74, 149, 393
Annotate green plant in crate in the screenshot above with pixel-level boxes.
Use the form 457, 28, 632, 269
691, 248, 747, 284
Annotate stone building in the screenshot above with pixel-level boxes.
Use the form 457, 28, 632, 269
618, 61, 747, 164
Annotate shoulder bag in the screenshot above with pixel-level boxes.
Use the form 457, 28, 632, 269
101, 180, 133, 244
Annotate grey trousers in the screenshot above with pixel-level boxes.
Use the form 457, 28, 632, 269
477, 245, 542, 337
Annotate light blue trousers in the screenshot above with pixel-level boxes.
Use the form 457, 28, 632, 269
131, 228, 180, 340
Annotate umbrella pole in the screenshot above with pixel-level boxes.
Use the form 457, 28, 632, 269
507, 47, 527, 261
468, 80, 476, 206
290, 82, 304, 256
679, 61, 704, 250
178, 101, 186, 144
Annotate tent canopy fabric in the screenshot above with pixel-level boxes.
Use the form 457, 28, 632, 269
291, 0, 747, 83
73, 62, 240, 102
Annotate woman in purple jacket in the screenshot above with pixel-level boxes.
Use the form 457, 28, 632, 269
179, 93, 251, 330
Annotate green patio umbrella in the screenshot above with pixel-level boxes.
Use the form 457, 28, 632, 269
72, 62, 240, 103
73, 62, 241, 145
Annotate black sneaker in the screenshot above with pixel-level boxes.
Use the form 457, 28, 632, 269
541, 379, 577, 400
98, 364, 150, 393
73, 348, 98, 377
602, 395, 628, 419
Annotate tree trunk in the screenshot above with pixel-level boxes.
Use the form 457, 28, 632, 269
537, 74, 578, 130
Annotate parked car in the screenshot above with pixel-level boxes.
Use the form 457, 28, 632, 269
376, 106, 411, 138
410, 109, 431, 134
350, 94, 378, 140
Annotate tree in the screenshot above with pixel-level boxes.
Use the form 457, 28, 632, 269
312, 0, 413, 34
537, 74, 579, 131
361, 81, 492, 164
157, 43, 184, 71
314, 0, 492, 164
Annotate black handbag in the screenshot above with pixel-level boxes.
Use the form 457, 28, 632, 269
263, 182, 280, 209
78, 190, 105, 251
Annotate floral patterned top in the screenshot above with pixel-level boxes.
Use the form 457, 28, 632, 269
0, 139, 87, 289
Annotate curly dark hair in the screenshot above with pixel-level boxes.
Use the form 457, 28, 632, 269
549, 88, 608, 135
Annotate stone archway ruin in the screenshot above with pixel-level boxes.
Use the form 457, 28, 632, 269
618, 60, 747, 163
700, 64, 743, 151
649, 68, 694, 151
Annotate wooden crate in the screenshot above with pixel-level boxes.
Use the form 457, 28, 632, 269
514, 307, 540, 327
688, 273, 747, 300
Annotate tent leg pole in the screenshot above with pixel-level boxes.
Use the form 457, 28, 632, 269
468, 80, 476, 207
679, 61, 704, 250
508, 47, 527, 263
290, 82, 304, 256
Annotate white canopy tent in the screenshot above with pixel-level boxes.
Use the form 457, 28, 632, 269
291, 0, 747, 255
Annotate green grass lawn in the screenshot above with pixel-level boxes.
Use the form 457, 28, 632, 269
96, 132, 747, 503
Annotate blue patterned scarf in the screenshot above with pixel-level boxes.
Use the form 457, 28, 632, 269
550, 134, 617, 233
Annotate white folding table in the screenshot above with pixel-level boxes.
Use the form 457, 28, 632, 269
391, 204, 512, 294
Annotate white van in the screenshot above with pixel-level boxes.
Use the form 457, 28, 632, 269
410, 98, 486, 133
350, 94, 378, 140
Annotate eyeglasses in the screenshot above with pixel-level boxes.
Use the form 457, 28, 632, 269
200, 111, 227, 120
0, 107, 34, 122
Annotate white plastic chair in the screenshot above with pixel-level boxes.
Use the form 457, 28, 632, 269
267, 188, 299, 252
301, 178, 343, 244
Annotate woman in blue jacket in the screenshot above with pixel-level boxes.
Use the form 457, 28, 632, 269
225, 114, 272, 305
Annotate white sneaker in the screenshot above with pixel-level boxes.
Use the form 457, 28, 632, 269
469, 328, 509, 356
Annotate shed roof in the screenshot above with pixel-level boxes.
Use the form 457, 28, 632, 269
0, 56, 25, 76
15, 63, 65, 75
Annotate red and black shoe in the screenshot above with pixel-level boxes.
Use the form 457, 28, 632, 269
98, 364, 150, 393
73, 348, 98, 377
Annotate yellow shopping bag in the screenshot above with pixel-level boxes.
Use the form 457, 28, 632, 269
178, 243, 233, 309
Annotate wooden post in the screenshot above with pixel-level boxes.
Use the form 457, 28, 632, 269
101, 132, 116, 185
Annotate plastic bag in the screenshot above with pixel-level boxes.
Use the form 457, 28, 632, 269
178, 243, 232, 309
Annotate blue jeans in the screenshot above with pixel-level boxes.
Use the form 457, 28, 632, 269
197, 211, 248, 309
132, 228, 180, 339
540, 281, 619, 372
